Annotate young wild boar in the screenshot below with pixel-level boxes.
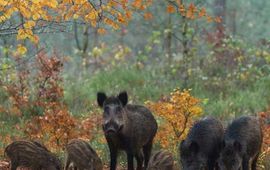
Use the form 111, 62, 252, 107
218, 116, 262, 170
4, 140, 61, 170
180, 117, 224, 170
147, 150, 175, 170
97, 91, 158, 170
65, 139, 103, 170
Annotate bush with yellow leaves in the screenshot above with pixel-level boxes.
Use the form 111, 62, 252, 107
146, 89, 203, 153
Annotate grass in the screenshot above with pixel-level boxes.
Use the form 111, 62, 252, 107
63, 64, 270, 119
63, 65, 177, 115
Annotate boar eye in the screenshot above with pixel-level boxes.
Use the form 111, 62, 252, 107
115, 106, 122, 112
104, 106, 110, 113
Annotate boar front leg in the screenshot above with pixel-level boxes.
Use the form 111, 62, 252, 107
109, 145, 118, 170
135, 151, 143, 170
127, 151, 134, 170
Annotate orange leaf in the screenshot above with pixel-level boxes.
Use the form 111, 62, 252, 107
167, 5, 175, 13
198, 8, 206, 17
97, 28, 106, 34
144, 12, 153, 20
215, 16, 222, 23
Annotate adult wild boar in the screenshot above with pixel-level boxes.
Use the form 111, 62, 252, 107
97, 91, 158, 170
218, 116, 262, 170
180, 117, 224, 170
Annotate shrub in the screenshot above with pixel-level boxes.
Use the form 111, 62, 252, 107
146, 89, 202, 153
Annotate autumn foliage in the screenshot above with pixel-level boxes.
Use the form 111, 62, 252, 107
146, 89, 202, 153
259, 111, 270, 152
166, 1, 221, 22
24, 106, 102, 153
258, 111, 270, 169
0, 51, 101, 154
1, 51, 63, 117
0, 0, 153, 42
0, 0, 220, 55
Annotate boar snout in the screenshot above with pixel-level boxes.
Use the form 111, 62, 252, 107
102, 120, 123, 134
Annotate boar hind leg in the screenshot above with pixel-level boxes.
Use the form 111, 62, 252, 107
242, 156, 249, 170
10, 161, 18, 170
214, 161, 220, 170
135, 151, 143, 170
207, 158, 216, 170
64, 156, 71, 170
143, 140, 153, 169
251, 153, 259, 170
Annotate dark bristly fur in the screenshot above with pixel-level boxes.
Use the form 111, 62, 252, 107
218, 116, 262, 170
65, 139, 103, 170
147, 150, 175, 170
97, 91, 158, 170
4, 140, 61, 170
180, 117, 224, 170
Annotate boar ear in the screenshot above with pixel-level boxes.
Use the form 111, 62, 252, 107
179, 140, 185, 151
97, 92, 107, 107
181, 139, 185, 144
118, 91, 128, 106
233, 141, 242, 152
189, 141, 199, 153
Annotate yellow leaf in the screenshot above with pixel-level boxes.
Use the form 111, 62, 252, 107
46, 0, 58, 8
19, 6, 31, 19
0, 15, 7, 22
32, 13, 40, 20
73, 14, 79, 19
86, 10, 98, 20
24, 20, 36, 29
17, 29, 27, 40
91, 21, 97, 27
17, 44, 27, 55
97, 28, 106, 34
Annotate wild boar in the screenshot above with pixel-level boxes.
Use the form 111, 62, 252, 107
97, 91, 158, 170
147, 150, 175, 170
180, 117, 224, 170
5, 140, 61, 170
65, 139, 102, 170
218, 116, 262, 170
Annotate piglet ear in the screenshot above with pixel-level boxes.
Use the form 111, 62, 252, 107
97, 92, 107, 107
233, 141, 242, 152
118, 91, 128, 106
189, 141, 199, 153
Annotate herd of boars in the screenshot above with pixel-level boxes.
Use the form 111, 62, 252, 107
3, 91, 263, 170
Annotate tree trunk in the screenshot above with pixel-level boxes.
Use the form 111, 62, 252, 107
166, 14, 173, 62
214, 0, 227, 42
73, 21, 90, 68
